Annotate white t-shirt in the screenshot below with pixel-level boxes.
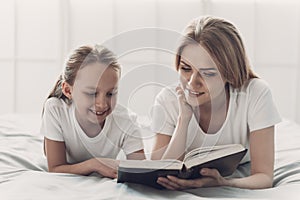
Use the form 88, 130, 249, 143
151, 78, 281, 163
40, 98, 144, 164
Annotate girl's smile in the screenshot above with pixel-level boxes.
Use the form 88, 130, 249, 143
90, 109, 110, 116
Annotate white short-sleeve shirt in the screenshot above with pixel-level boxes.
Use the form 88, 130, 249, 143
151, 78, 281, 163
40, 98, 144, 164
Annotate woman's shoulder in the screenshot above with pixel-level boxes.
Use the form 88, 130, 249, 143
248, 78, 270, 90
155, 85, 178, 103
112, 104, 138, 122
238, 78, 271, 95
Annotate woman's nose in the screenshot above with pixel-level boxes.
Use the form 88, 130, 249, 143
188, 71, 203, 87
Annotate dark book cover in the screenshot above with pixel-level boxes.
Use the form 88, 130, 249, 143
117, 148, 247, 189
117, 167, 180, 189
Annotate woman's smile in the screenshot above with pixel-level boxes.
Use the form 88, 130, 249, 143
185, 88, 205, 97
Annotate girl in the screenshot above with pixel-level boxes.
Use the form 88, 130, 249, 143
41, 45, 145, 178
151, 16, 281, 189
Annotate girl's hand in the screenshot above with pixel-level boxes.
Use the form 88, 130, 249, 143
157, 168, 228, 190
91, 158, 120, 179
176, 85, 194, 121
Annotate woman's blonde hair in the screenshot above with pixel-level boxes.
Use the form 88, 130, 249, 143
176, 16, 257, 88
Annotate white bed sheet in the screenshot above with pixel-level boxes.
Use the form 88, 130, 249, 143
0, 114, 300, 200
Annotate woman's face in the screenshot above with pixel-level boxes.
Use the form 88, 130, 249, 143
71, 62, 119, 128
178, 44, 226, 107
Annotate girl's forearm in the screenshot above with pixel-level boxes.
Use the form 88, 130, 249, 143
48, 158, 95, 175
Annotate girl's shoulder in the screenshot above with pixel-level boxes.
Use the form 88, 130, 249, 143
44, 97, 69, 111
42, 98, 71, 123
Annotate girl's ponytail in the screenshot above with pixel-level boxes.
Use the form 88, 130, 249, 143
46, 74, 71, 103
48, 74, 63, 99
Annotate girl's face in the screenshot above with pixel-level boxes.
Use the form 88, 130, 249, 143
179, 44, 226, 107
71, 62, 119, 128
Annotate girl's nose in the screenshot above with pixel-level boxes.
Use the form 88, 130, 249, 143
95, 95, 108, 110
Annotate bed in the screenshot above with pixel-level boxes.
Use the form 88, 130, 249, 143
1, 114, 300, 199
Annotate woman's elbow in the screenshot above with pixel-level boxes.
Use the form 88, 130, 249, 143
265, 176, 274, 188
256, 173, 274, 189
47, 166, 58, 173
47, 164, 63, 173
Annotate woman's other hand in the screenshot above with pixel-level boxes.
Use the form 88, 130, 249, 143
176, 85, 194, 121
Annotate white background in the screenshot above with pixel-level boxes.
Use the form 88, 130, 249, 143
0, 0, 299, 123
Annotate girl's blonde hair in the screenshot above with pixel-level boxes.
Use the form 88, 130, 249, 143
46, 45, 121, 105
176, 16, 258, 88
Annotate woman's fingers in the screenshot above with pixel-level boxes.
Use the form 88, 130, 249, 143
157, 177, 181, 190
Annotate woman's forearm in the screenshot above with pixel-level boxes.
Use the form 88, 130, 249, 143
161, 116, 190, 160
225, 173, 273, 189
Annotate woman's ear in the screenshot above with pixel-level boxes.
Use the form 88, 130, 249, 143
62, 81, 73, 100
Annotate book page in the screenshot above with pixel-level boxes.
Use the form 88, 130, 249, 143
183, 144, 245, 169
119, 159, 183, 170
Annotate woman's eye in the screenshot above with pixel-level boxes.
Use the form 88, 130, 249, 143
202, 72, 217, 77
182, 67, 191, 71
180, 65, 191, 71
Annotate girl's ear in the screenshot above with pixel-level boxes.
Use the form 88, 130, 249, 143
62, 81, 73, 100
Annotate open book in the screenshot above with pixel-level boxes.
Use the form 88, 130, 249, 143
117, 144, 247, 189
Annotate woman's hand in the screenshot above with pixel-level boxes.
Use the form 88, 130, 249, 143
91, 158, 120, 179
157, 168, 228, 190
176, 85, 194, 121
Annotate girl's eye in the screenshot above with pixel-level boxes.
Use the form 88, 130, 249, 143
86, 92, 97, 96
107, 90, 118, 97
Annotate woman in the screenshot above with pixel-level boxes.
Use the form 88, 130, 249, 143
151, 16, 281, 190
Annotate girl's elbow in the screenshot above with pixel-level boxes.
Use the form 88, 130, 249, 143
150, 152, 162, 160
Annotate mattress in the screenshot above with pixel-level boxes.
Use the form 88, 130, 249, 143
0, 114, 299, 199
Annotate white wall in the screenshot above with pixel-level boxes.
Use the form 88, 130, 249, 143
1, 0, 300, 123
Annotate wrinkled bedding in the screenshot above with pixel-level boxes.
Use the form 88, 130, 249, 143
0, 114, 300, 199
